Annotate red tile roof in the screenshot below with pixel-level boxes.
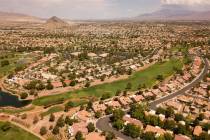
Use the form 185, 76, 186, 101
174, 135, 191, 140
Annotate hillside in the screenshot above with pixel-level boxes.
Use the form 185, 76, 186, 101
45, 16, 69, 29
135, 5, 210, 21
0, 11, 43, 23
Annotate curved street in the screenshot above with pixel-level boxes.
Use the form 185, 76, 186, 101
150, 58, 209, 110
96, 58, 209, 140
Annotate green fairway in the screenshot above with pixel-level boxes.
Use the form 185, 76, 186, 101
0, 106, 35, 115
41, 105, 64, 117
0, 53, 31, 78
0, 121, 40, 140
33, 59, 183, 106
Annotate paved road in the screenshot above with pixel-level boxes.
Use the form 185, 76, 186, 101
150, 58, 209, 110
96, 116, 137, 140
96, 58, 209, 140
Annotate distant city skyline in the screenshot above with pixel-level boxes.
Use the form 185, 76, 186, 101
0, 0, 210, 19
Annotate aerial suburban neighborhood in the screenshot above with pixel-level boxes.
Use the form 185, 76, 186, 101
0, 0, 210, 140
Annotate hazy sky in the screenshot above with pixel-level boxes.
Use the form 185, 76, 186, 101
0, 0, 210, 19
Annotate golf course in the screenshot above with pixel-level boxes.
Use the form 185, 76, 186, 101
33, 59, 183, 106
0, 121, 40, 140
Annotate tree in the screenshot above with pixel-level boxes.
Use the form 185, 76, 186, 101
207, 85, 210, 91
123, 90, 128, 96
157, 135, 167, 140
196, 132, 210, 140
164, 119, 176, 131
164, 133, 174, 140
1, 60, 9, 67
85, 82, 90, 88
65, 101, 75, 112
36, 81, 45, 90
138, 84, 143, 90
69, 80, 76, 86
49, 114, 55, 122
175, 113, 184, 122
65, 116, 74, 126
165, 107, 174, 118
110, 109, 125, 122
174, 67, 183, 75
80, 104, 85, 111
87, 122, 95, 132
62, 81, 67, 87
123, 124, 141, 138
20, 92, 28, 99
105, 106, 113, 115
113, 119, 124, 130
202, 123, 210, 131
130, 104, 145, 121
86, 101, 93, 111
174, 124, 190, 136
156, 107, 166, 115
33, 116, 39, 124
197, 113, 204, 121
101, 93, 111, 100
75, 131, 84, 140
142, 132, 155, 140
193, 118, 200, 127
156, 75, 164, 81
148, 115, 160, 126
40, 126, 47, 136
46, 81, 53, 90
115, 90, 121, 96
56, 116, 65, 128
95, 111, 102, 118
127, 68, 132, 75
52, 126, 59, 135
106, 132, 116, 140
100, 74, 106, 81
126, 82, 132, 90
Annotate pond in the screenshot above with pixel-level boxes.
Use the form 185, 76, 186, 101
0, 91, 31, 108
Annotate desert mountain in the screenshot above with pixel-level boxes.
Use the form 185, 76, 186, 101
135, 5, 210, 21
0, 11, 43, 23
45, 16, 69, 28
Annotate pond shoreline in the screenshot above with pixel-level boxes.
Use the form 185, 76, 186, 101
0, 90, 32, 108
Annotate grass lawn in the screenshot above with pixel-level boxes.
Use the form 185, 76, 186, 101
0, 106, 35, 115
0, 53, 34, 78
41, 105, 64, 117
33, 59, 183, 106
0, 121, 40, 140
0, 53, 23, 77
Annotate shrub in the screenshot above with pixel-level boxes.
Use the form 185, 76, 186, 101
40, 126, 47, 135
87, 122, 95, 132
20, 92, 28, 99
49, 113, 55, 122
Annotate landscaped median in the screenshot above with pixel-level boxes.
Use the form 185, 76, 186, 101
32, 59, 183, 107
